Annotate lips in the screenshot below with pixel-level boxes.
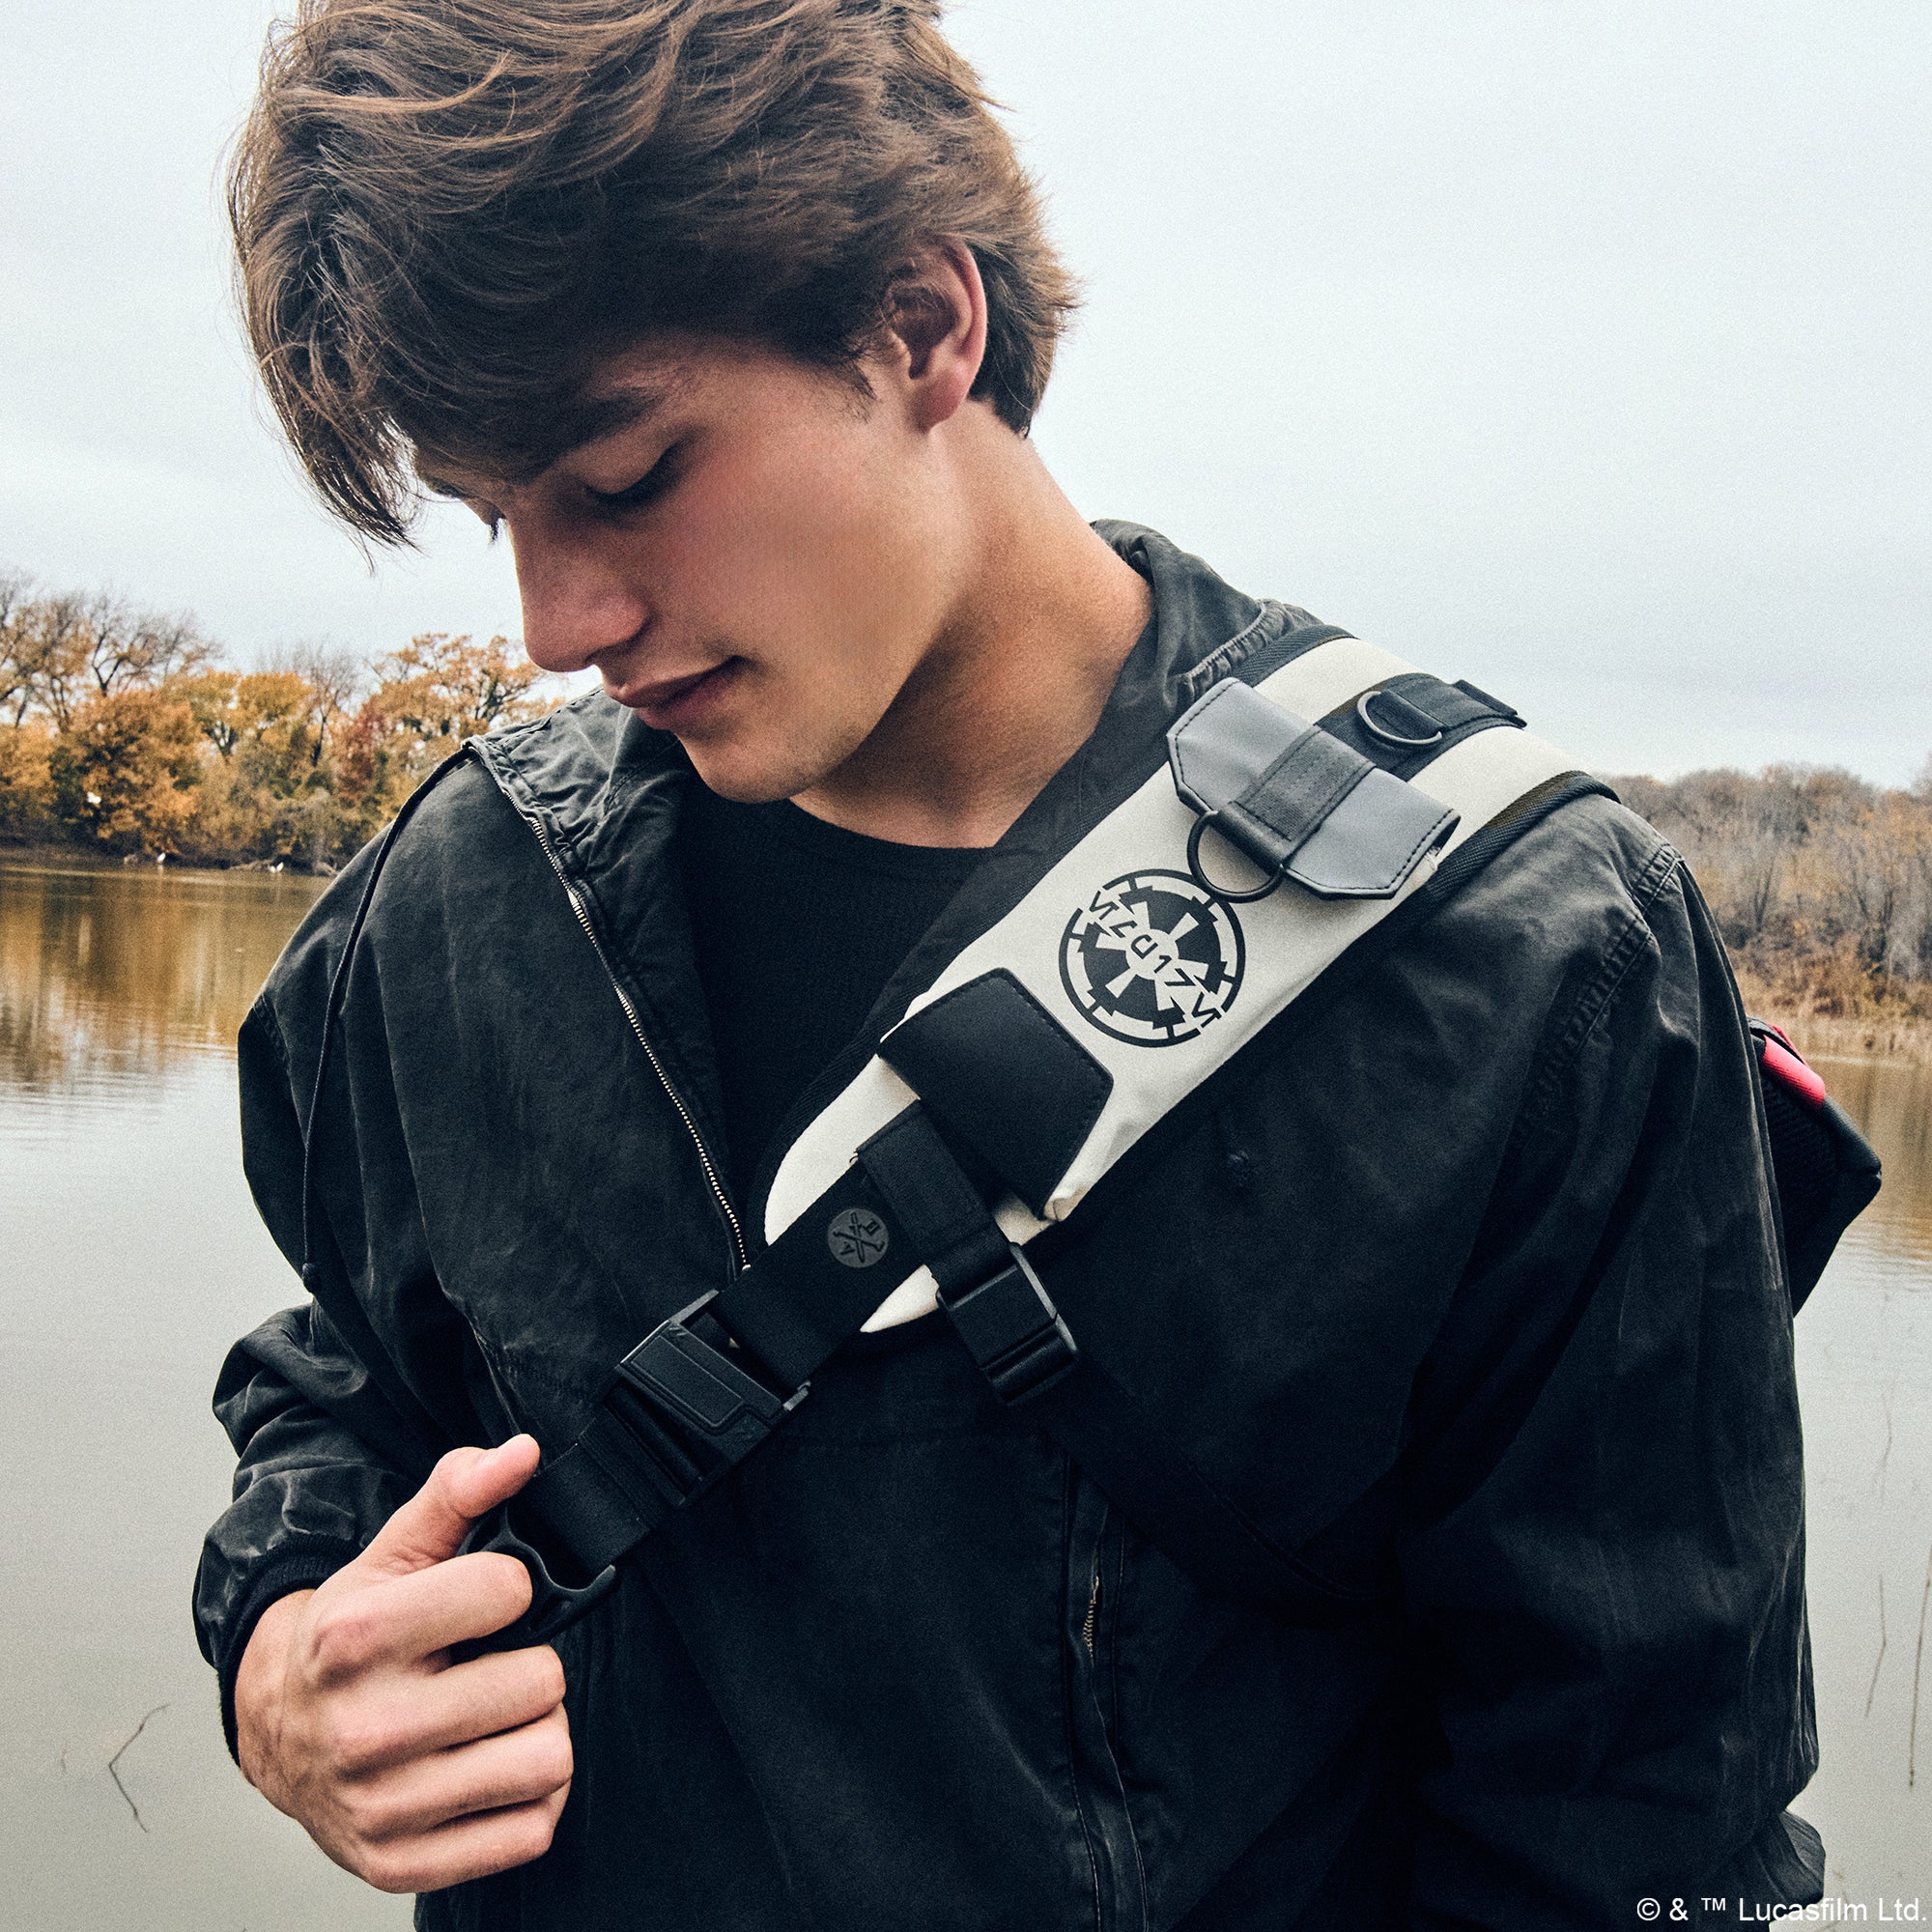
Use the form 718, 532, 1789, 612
611, 659, 740, 731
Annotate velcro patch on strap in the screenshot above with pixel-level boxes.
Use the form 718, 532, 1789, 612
1168, 679, 1458, 898
880, 970, 1113, 1218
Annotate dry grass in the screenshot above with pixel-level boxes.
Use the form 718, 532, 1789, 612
1732, 959, 1932, 1065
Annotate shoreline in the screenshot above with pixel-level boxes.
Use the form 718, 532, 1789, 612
9, 840, 1930, 1066
0, 837, 325, 880
1733, 969, 1932, 1068
1753, 1013, 1932, 1067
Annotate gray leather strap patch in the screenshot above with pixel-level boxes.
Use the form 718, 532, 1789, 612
1221, 724, 1373, 871
1168, 677, 1460, 899
1168, 678, 1310, 818
1282, 766, 1458, 898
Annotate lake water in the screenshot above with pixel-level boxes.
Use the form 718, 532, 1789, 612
0, 856, 1926, 1925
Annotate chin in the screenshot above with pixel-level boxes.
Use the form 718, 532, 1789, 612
680, 737, 822, 806
679, 700, 881, 807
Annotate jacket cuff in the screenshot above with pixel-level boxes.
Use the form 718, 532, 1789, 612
1707, 1809, 1826, 1909
215, 1539, 361, 1764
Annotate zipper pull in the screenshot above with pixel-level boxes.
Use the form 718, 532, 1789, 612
1083, 1572, 1100, 1656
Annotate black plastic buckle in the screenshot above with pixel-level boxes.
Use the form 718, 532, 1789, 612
606, 1292, 810, 1511
453, 1503, 618, 1659
939, 1246, 1079, 1405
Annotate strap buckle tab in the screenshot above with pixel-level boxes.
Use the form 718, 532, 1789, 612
939, 1246, 1079, 1405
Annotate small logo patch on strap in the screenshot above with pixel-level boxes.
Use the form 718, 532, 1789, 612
1060, 870, 1245, 1047
826, 1207, 892, 1268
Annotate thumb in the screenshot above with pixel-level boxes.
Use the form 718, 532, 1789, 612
353, 1435, 541, 1580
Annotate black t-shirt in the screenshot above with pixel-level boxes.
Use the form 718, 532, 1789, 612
677, 785, 984, 1196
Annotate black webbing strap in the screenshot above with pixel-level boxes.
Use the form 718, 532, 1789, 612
854, 1106, 1013, 1293
492, 1104, 1015, 1588
490, 1093, 1380, 1638
512, 1145, 941, 1579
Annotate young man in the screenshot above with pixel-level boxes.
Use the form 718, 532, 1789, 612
198, 3, 1822, 1925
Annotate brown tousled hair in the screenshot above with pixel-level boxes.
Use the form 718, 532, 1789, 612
230, 0, 1078, 543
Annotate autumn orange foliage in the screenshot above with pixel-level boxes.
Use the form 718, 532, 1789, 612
0, 570, 554, 867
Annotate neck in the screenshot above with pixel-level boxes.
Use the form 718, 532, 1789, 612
792, 432, 1152, 848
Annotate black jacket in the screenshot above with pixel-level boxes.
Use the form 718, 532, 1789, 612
196, 526, 1821, 1930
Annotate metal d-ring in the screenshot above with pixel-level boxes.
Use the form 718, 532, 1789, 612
1355, 689, 1443, 750
1185, 811, 1283, 903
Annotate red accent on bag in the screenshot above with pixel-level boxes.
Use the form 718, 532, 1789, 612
1759, 1033, 1827, 1111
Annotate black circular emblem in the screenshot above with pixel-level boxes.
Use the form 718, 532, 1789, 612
1059, 869, 1245, 1047
826, 1207, 891, 1269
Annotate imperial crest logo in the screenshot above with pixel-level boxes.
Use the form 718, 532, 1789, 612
1059, 870, 1245, 1047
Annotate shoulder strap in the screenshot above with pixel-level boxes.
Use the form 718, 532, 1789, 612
766, 636, 1578, 1280
471, 639, 1599, 1647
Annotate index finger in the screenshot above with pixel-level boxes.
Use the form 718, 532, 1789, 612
374, 1549, 539, 1667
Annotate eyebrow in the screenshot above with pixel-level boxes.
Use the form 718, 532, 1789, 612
414, 375, 685, 499
547, 381, 676, 464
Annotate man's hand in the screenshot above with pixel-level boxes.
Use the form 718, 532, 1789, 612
234, 1435, 573, 1893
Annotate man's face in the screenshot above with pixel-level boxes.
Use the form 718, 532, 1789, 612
426, 334, 967, 802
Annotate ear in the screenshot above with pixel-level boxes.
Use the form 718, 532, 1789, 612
882, 241, 989, 433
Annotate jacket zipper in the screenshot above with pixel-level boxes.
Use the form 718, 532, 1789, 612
1066, 1473, 1147, 1932
523, 807, 749, 1272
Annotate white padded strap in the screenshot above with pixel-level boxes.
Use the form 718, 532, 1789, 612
766, 638, 1578, 1330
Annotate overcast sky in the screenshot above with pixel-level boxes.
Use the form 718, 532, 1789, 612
2, 1, 1926, 782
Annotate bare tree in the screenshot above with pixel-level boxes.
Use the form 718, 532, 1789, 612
8, 591, 94, 728
79, 594, 216, 698
0, 568, 29, 633
0, 569, 35, 722
259, 638, 366, 762
1615, 765, 1804, 948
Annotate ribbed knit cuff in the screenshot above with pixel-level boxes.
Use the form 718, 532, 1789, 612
216, 1540, 361, 1764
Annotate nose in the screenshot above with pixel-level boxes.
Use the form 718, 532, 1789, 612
509, 515, 651, 677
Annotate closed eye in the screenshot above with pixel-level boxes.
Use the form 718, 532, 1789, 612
589, 445, 683, 513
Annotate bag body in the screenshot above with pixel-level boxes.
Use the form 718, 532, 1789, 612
1748, 1018, 1883, 1309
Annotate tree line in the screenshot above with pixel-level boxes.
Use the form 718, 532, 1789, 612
3, 567, 1927, 1024
1615, 761, 1932, 1025
0, 571, 552, 869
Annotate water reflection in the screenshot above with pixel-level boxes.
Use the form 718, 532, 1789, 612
0, 858, 397, 1930
0, 861, 325, 1094
1817, 1054, 1932, 1272
1791, 1056, 1932, 1893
